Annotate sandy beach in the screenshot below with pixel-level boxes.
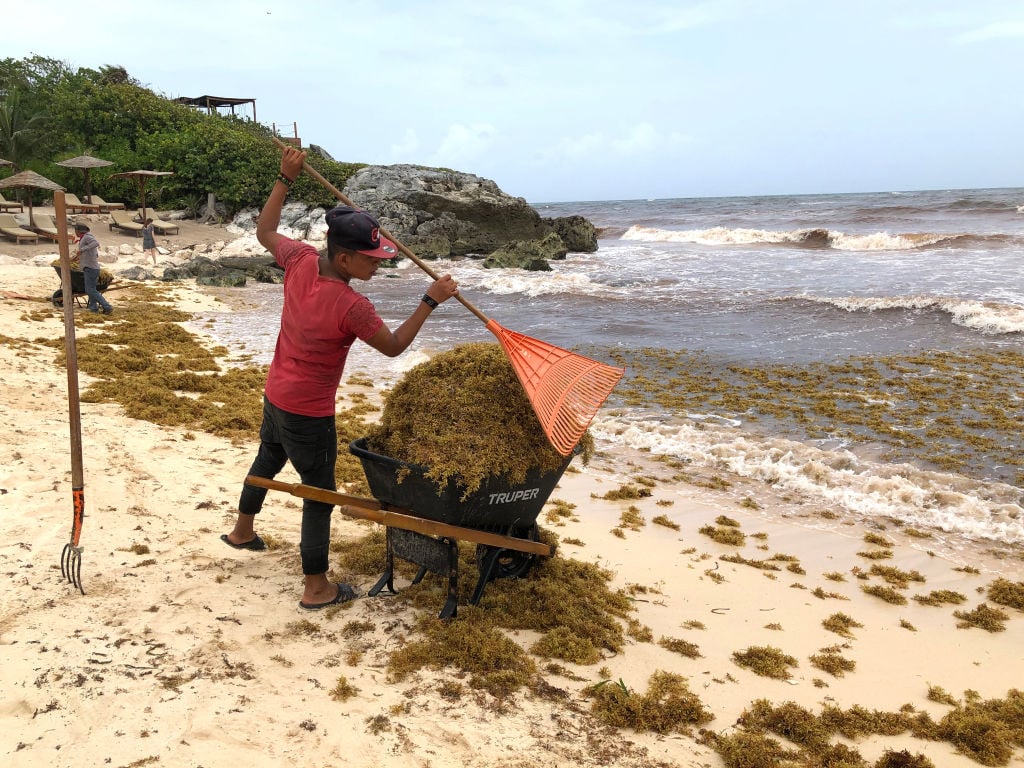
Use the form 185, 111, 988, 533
1, 214, 1022, 768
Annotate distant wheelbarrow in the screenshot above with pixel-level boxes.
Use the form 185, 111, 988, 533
50, 265, 113, 308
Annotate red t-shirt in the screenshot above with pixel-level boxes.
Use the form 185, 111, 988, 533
264, 238, 384, 416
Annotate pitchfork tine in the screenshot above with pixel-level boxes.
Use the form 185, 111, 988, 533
61, 543, 85, 595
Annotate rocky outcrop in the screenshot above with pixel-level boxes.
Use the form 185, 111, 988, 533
483, 233, 567, 271
547, 215, 597, 253
342, 165, 597, 259
161, 255, 282, 286
152, 166, 600, 284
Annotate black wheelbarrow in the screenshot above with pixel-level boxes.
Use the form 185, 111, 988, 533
50, 265, 113, 308
244, 438, 575, 618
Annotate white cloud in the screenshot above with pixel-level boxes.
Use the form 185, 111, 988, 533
389, 129, 421, 162
659, 0, 747, 32
547, 132, 607, 160
956, 20, 1024, 44
612, 125, 657, 155
541, 123, 693, 165
428, 123, 498, 167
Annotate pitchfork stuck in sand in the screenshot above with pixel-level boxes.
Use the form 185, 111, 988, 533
54, 190, 88, 594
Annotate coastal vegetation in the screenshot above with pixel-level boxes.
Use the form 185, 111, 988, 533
0, 55, 363, 213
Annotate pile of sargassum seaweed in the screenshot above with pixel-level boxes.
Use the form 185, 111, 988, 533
366, 342, 593, 496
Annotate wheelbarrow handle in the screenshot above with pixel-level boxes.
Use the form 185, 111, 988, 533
245, 475, 552, 556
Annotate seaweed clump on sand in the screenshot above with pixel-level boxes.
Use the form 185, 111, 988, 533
366, 342, 592, 497
586, 671, 713, 734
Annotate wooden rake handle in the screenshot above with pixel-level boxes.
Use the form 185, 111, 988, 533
271, 137, 490, 325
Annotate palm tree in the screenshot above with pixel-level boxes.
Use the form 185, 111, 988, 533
0, 89, 48, 172
98, 65, 131, 86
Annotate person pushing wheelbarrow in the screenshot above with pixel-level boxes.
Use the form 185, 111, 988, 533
73, 223, 113, 315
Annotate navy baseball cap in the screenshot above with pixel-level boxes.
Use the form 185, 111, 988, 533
325, 205, 398, 259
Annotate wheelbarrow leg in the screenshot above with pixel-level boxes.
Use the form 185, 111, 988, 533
367, 527, 399, 597
470, 547, 501, 606
439, 540, 459, 620
368, 527, 461, 618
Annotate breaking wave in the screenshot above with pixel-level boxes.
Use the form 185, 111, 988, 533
787, 294, 1024, 335
590, 415, 1024, 545
621, 225, 1016, 251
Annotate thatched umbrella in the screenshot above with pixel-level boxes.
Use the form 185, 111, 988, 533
109, 169, 173, 215
0, 169, 65, 226
54, 154, 114, 203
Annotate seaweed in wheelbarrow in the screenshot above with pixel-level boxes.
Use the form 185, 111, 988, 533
364, 342, 593, 500
352, 342, 593, 616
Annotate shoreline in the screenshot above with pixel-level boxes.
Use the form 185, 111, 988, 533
1, 231, 1023, 768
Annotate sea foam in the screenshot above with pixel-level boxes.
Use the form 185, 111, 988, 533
621, 225, 968, 251
790, 294, 1024, 335
590, 414, 1024, 545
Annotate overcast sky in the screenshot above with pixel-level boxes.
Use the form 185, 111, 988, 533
5, 1, 1024, 202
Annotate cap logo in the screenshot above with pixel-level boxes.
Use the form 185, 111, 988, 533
370, 226, 380, 245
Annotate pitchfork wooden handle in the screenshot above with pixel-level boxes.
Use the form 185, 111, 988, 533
270, 137, 489, 325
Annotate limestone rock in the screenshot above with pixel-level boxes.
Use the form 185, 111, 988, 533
253, 266, 284, 284
401, 233, 451, 260
344, 165, 552, 256
118, 265, 154, 281
223, 166, 597, 262
547, 214, 597, 254
483, 233, 567, 271
196, 270, 247, 287
307, 144, 337, 162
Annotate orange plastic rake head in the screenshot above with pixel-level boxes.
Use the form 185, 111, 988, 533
487, 320, 624, 455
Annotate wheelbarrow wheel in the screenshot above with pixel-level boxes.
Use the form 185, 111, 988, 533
475, 524, 539, 581
51, 289, 65, 308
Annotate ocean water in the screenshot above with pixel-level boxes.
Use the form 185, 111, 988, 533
198, 187, 1024, 558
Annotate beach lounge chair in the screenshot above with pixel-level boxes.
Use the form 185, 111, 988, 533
138, 207, 180, 235
65, 193, 100, 214
89, 195, 126, 212
0, 213, 40, 243
31, 213, 74, 243
109, 209, 145, 236
0, 192, 24, 213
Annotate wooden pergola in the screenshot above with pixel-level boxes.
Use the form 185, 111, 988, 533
171, 95, 300, 145
173, 95, 257, 121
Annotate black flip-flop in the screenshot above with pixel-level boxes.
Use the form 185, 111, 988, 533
299, 583, 358, 611
220, 533, 267, 551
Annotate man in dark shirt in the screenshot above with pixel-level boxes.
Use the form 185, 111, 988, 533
74, 223, 112, 315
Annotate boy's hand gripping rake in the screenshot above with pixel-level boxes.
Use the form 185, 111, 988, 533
54, 190, 87, 594
275, 138, 624, 454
